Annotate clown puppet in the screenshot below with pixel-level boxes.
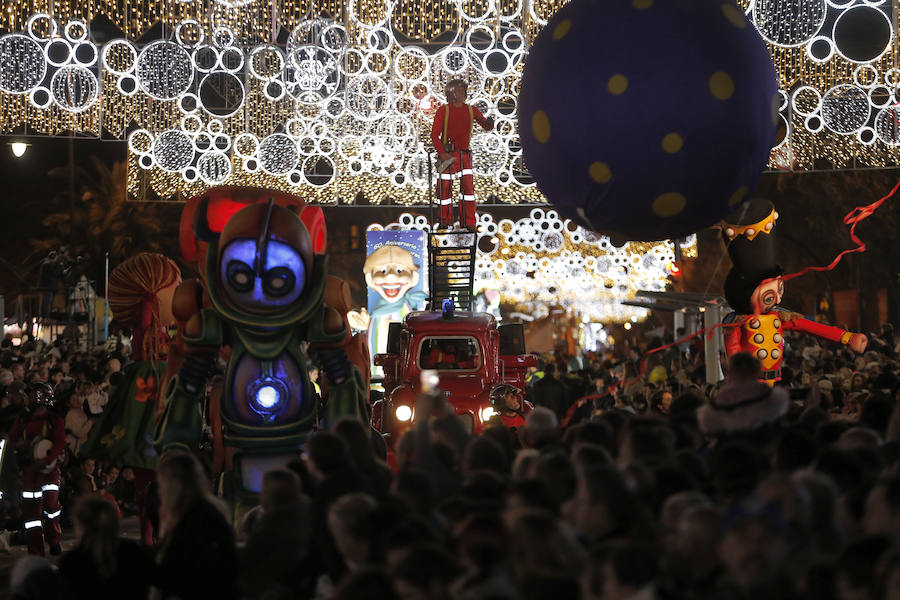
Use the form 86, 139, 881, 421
722, 198, 867, 385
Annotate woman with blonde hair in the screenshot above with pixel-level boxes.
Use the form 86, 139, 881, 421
154, 451, 237, 600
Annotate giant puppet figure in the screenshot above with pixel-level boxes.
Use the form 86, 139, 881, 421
722, 198, 867, 384
156, 188, 368, 510
431, 78, 495, 231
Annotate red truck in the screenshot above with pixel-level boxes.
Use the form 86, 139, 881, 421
372, 308, 536, 439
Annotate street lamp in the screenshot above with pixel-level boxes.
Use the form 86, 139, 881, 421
10, 142, 28, 157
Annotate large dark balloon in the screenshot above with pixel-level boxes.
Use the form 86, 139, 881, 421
518, 0, 779, 241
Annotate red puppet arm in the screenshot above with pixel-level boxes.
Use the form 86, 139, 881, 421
783, 315, 868, 353
725, 318, 744, 357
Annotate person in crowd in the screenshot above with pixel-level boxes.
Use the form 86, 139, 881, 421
240, 468, 313, 599
154, 451, 238, 599
7, 382, 66, 556
57, 496, 154, 599
63, 392, 92, 456
531, 363, 568, 420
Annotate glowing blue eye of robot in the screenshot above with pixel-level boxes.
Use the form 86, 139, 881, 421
255, 385, 280, 409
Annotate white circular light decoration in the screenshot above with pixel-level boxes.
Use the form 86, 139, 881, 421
175, 19, 205, 47
258, 133, 300, 175
832, 5, 892, 64
233, 132, 259, 158
249, 45, 284, 80
50, 65, 98, 113
856, 126, 877, 145
821, 85, 870, 134
0, 34, 47, 94
791, 85, 823, 117
101, 40, 137, 75
136, 41, 193, 101
284, 46, 340, 105
128, 129, 154, 154
73, 42, 98, 66
346, 74, 390, 121
806, 35, 834, 63
45, 39, 73, 67
116, 75, 139, 96
153, 130, 195, 172
198, 71, 246, 118
138, 153, 155, 169
874, 107, 900, 145
192, 45, 221, 73
320, 23, 349, 54
29, 86, 52, 109
63, 20, 88, 43
752, 0, 828, 47
303, 154, 336, 187
804, 114, 825, 133
26, 13, 57, 41
197, 151, 232, 184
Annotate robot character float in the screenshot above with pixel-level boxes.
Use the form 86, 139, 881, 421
721, 198, 868, 383
156, 189, 368, 510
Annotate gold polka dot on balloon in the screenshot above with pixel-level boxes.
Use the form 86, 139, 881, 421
653, 192, 686, 217
721, 3, 746, 29
589, 162, 612, 183
532, 110, 551, 143
728, 185, 749, 206
607, 74, 628, 95
709, 72, 734, 100
633, 0, 653, 9
553, 19, 572, 40
661, 133, 683, 154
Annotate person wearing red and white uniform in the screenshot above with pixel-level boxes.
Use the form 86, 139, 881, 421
431, 79, 495, 231
7, 383, 66, 556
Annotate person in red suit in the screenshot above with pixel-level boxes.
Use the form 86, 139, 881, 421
7, 383, 66, 555
722, 198, 867, 385
431, 79, 495, 232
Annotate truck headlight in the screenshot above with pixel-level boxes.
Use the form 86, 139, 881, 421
480, 406, 496, 422
395, 405, 413, 422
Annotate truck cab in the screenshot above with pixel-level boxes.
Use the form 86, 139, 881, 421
373, 309, 536, 439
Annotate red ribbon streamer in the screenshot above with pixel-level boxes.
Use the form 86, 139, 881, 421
782, 179, 899, 282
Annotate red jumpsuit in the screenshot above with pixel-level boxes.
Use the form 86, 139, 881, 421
431, 103, 492, 228
8, 410, 66, 555
725, 308, 853, 384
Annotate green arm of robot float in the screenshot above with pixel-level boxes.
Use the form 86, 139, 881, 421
155, 310, 224, 453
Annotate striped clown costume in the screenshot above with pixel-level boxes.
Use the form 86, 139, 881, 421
431, 100, 494, 228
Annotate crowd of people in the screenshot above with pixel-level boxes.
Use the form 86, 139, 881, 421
1, 321, 899, 600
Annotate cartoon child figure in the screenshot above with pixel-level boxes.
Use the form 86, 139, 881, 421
364, 245, 428, 367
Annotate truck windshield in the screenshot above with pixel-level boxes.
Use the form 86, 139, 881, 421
419, 337, 481, 371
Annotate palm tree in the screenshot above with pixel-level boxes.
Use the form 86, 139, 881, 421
31, 157, 170, 290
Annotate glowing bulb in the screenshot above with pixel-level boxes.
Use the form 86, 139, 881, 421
395, 405, 413, 421
11, 143, 27, 157
624, 322, 632, 330
255, 385, 280, 409
480, 406, 496, 421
